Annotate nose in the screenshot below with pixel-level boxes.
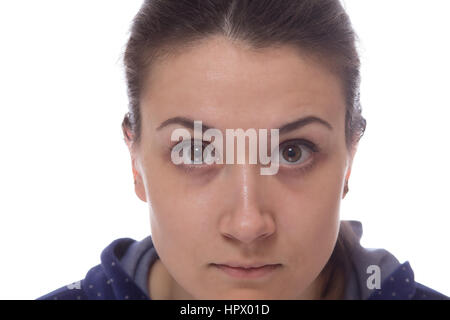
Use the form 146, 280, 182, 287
219, 164, 276, 245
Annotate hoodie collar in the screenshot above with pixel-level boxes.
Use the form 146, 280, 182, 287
343, 220, 416, 299
84, 238, 149, 300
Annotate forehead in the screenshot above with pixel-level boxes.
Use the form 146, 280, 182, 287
141, 36, 346, 132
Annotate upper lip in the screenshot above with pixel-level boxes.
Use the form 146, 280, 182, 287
215, 262, 280, 269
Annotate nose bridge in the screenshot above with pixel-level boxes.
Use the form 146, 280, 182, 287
239, 163, 253, 212
220, 163, 275, 244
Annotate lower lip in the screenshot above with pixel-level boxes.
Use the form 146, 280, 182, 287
214, 264, 281, 279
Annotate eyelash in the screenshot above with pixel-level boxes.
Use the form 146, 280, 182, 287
169, 138, 320, 174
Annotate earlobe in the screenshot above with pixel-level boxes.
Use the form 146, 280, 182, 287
343, 146, 357, 199
343, 163, 352, 198
342, 179, 349, 199
132, 165, 139, 184
134, 180, 148, 203
345, 166, 352, 182
132, 159, 147, 202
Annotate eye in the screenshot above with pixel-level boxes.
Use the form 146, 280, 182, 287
177, 140, 213, 165
278, 139, 318, 166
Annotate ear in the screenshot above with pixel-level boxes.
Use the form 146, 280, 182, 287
343, 143, 358, 199
132, 158, 148, 203
124, 125, 147, 203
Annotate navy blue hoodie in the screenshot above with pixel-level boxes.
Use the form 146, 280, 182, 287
36, 220, 449, 300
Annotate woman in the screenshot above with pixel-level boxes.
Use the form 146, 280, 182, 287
37, 0, 448, 300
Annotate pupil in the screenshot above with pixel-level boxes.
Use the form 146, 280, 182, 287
283, 145, 301, 162
191, 143, 203, 162
287, 147, 296, 157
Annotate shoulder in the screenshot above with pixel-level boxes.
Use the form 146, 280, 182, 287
36, 237, 145, 300
367, 261, 449, 300
411, 282, 449, 300
342, 220, 449, 300
36, 264, 110, 300
36, 279, 88, 300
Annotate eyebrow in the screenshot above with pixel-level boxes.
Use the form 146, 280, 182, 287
278, 115, 333, 134
156, 115, 333, 134
157, 117, 213, 132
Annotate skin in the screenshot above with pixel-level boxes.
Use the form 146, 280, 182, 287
125, 35, 358, 300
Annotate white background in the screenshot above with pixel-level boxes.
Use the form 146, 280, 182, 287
0, 0, 449, 299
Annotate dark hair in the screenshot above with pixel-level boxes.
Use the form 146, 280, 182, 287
121, 0, 366, 299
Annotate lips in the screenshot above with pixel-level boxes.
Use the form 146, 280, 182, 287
213, 263, 281, 279
221, 263, 274, 269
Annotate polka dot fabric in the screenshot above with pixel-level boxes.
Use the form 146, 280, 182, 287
37, 238, 149, 300
368, 262, 448, 300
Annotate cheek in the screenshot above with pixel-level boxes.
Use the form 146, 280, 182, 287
274, 162, 344, 271
147, 182, 220, 299
275, 192, 340, 296
144, 153, 220, 250
278, 192, 341, 263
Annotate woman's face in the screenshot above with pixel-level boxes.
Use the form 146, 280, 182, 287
129, 36, 356, 299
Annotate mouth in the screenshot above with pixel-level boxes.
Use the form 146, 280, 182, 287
212, 263, 281, 279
